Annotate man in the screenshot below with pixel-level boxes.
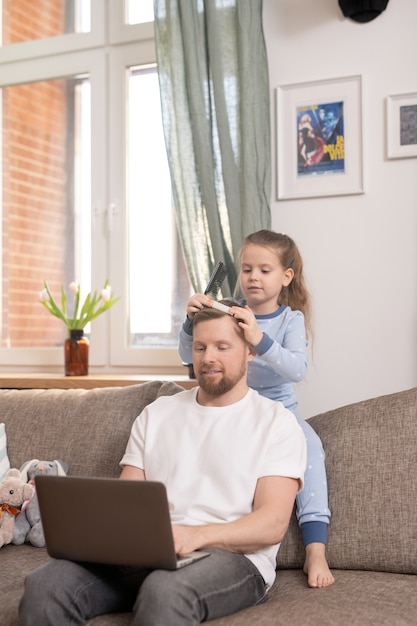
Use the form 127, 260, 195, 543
20, 306, 306, 625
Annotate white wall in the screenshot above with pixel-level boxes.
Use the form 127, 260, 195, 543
263, 0, 417, 417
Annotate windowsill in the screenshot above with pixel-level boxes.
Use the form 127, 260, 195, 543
0, 373, 197, 390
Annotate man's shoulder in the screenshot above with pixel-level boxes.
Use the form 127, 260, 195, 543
247, 388, 287, 411
136, 388, 196, 423
148, 387, 196, 409
247, 389, 299, 423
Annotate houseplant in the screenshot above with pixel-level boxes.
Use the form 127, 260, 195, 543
39, 280, 120, 376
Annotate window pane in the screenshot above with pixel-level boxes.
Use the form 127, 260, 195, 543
128, 66, 190, 347
1, 76, 91, 348
127, 0, 154, 25
1, 0, 90, 45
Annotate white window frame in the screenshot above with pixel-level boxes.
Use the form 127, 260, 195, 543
108, 43, 185, 372
0, 0, 187, 375
108, 0, 154, 44
0, 0, 106, 63
0, 50, 107, 369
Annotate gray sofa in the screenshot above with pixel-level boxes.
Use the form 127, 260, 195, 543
1, 381, 416, 625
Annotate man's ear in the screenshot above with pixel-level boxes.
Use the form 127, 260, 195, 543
247, 346, 256, 361
283, 268, 294, 287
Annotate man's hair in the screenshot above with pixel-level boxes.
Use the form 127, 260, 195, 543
192, 301, 253, 352
192, 298, 244, 328
192, 305, 229, 327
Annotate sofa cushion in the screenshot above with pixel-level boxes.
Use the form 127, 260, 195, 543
1, 544, 51, 626
1, 381, 184, 479
84, 569, 417, 626
205, 569, 417, 626
277, 387, 417, 575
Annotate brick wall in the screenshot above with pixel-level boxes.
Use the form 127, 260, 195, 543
2, 0, 70, 347
2, 0, 63, 44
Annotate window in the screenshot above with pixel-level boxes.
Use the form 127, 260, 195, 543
0, 0, 191, 373
1, 75, 90, 350
1, 0, 91, 44
126, 0, 154, 25
128, 65, 189, 346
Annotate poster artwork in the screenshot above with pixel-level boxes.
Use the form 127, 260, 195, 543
399, 104, 417, 146
297, 101, 345, 177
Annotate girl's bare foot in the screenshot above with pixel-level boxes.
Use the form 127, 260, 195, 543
303, 542, 335, 588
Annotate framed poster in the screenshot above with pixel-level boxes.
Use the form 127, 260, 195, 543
386, 93, 417, 159
276, 75, 364, 200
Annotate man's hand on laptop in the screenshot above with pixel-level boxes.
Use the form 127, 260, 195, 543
172, 525, 206, 555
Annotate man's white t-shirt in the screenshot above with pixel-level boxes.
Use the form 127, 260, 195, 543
120, 387, 306, 588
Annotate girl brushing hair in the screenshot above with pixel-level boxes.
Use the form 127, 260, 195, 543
179, 230, 334, 588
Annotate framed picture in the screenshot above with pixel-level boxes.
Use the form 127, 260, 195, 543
276, 75, 364, 200
386, 93, 417, 159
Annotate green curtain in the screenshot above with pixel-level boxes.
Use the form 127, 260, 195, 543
154, 0, 271, 295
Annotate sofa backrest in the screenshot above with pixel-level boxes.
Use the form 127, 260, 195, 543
277, 387, 417, 575
1, 381, 184, 479
2, 382, 416, 575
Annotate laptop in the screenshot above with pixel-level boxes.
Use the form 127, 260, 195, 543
35, 475, 210, 570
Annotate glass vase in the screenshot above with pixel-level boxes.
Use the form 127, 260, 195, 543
64, 329, 89, 376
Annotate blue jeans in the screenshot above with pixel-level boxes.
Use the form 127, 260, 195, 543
19, 549, 268, 625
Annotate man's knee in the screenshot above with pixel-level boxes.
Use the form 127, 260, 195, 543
134, 570, 200, 624
20, 563, 59, 625
23, 563, 56, 600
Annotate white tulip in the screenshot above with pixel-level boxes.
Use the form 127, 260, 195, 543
39, 289, 49, 302
101, 285, 112, 302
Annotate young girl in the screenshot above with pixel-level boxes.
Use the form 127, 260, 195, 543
178, 230, 335, 588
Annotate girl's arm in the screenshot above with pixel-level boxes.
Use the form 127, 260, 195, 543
178, 293, 213, 364
178, 318, 193, 363
256, 315, 308, 382
231, 305, 308, 383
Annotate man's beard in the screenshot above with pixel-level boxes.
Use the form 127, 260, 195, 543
196, 361, 247, 397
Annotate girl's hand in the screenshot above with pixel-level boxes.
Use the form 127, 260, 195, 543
230, 305, 263, 347
186, 293, 213, 320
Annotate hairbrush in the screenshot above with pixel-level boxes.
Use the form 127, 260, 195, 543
204, 262, 228, 298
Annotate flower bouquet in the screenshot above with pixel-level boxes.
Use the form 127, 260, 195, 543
39, 280, 120, 375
